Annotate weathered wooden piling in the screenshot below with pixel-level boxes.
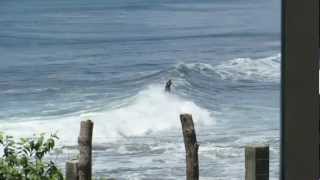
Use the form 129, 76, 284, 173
78, 120, 94, 180
180, 114, 199, 180
65, 160, 79, 180
245, 145, 269, 180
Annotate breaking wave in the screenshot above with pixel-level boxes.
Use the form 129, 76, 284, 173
0, 54, 280, 146
0, 85, 213, 145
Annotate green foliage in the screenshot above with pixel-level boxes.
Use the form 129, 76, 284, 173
0, 132, 63, 180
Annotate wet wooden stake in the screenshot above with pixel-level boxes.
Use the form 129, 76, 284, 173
65, 160, 79, 180
78, 120, 94, 180
180, 114, 199, 180
245, 145, 269, 180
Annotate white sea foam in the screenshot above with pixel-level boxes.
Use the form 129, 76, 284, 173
0, 85, 213, 145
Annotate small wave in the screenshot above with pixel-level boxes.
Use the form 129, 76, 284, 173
1, 87, 60, 95
214, 54, 280, 82
175, 62, 216, 76
0, 85, 213, 145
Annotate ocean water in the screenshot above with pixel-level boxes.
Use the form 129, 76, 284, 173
0, 0, 281, 179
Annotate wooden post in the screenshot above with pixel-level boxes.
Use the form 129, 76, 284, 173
180, 114, 199, 180
245, 145, 269, 180
65, 160, 79, 180
78, 120, 94, 180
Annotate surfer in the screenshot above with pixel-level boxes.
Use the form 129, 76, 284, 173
165, 79, 172, 92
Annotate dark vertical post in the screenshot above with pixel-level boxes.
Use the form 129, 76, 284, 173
245, 145, 269, 180
180, 114, 199, 180
78, 120, 93, 180
65, 160, 79, 180
282, 0, 319, 179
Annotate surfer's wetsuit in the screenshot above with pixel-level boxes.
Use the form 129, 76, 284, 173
165, 80, 172, 92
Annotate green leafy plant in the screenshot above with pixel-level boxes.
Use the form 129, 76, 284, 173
0, 132, 63, 180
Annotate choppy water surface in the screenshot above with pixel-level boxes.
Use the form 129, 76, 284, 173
0, 0, 280, 179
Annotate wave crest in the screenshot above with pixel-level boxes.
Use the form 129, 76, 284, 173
174, 54, 280, 83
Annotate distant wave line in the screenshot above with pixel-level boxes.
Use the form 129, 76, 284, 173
0, 32, 279, 45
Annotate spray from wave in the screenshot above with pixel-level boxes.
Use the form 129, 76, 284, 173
0, 85, 213, 145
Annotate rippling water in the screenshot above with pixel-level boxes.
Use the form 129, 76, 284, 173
0, 0, 281, 179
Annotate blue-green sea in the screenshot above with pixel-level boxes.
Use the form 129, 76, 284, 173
0, 0, 280, 179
